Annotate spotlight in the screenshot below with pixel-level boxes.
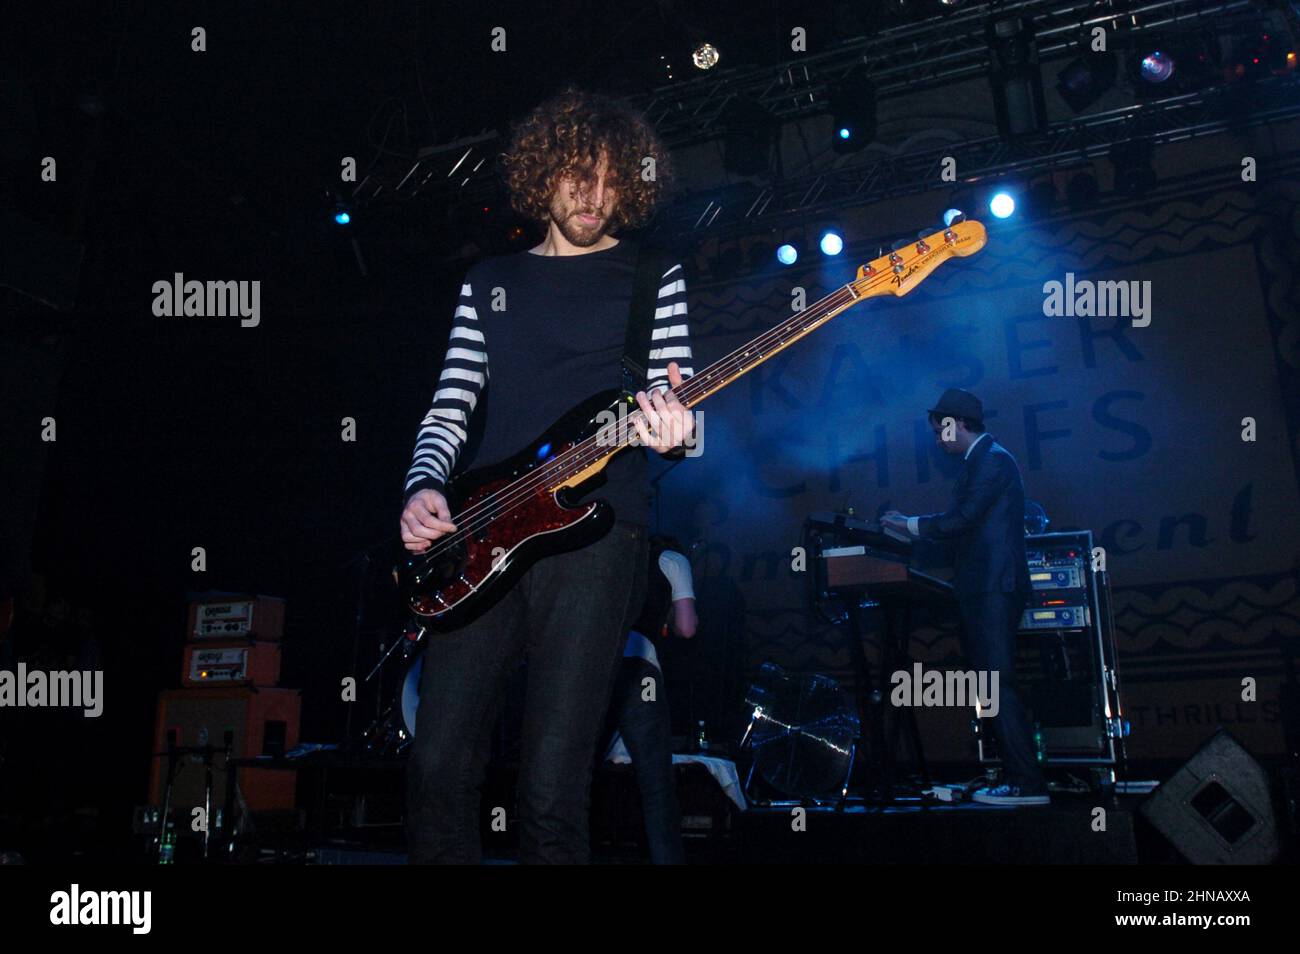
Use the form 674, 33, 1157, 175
1056, 52, 1117, 112
1130, 32, 1221, 95
943, 208, 964, 227
693, 42, 720, 70
777, 244, 798, 265
829, 66, 877, 154
333, 202, 352, 226
989, 192, 1016, 219
820, 230, 844, 256
1139, 50, 1176, 83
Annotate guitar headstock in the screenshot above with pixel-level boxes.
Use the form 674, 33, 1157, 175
850, 219, 987, 299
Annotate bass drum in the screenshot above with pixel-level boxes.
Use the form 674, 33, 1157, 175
401, 656, 424, 738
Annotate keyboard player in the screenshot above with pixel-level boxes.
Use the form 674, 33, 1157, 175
879, 388, 1048, 807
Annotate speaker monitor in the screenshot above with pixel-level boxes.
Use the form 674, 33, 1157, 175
1140, 728, 1280, 864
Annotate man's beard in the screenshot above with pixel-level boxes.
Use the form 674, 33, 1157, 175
549, 203, 610, 247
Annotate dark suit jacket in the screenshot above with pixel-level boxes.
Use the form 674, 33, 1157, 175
916, 435, 1031, 600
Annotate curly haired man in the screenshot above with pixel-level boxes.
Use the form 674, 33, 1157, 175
400, 87, 695, 864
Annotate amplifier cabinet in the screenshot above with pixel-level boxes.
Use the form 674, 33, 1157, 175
148, 687, 300, 813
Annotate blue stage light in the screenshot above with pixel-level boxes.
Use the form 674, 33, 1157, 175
776, 244, 798, 265
1139, 51, 1175, 83
819, 230, 844, 256
838, 127, 852, 140
334, 210, 351, 226
989, 192, 1016, 219
943, 208, 964, 227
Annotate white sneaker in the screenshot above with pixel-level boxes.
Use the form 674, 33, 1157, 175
972, 783, 1050, 806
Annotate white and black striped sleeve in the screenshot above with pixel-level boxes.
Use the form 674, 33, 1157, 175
646, 262, 693, 391
404, 279, 487, 500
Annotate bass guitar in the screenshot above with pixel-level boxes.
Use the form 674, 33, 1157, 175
397, 219, 987, 629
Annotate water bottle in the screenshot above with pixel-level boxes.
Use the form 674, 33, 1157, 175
159, 822, 175, 865
696, 719, 709, 753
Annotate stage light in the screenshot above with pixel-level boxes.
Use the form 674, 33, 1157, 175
777, 244, 798, 265
333, 207, 352, 226
989, 192, 1015, 219
987, 16, 1048, 138
693, 42, 720, 70
1232, 33, 1292, 80
943, 208, 964, 227
1056, 52, 1117, 112
820, 230, 844, 256
829, 66, 876, 154
1139, 50, 1176, 83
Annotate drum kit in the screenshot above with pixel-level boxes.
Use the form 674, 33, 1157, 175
354, 530, 865, 803
360, 616, 863, 806
355, 620, 425, 755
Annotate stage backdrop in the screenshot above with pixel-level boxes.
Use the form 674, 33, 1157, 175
659, 180, 1300, 764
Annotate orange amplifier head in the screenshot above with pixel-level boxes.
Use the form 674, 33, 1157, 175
182, 640, 281, 688
186, 594, 285, 641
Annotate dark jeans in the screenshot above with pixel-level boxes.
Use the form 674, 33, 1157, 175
406, 521, 649, 864
958, 589, 1046, 794
604, 656, 685, 865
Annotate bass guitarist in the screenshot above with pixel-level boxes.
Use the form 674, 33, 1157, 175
398, 86, 696, 864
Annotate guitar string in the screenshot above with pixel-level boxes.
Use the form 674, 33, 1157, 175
409, 281, 863, 570
409, 274, 888, 573
409, 251, 941, 574
410, 285, 857, 566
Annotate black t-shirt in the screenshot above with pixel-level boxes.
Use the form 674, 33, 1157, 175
404, 239, 694, 527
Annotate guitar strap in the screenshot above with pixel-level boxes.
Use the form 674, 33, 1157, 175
620, 242, 671, 394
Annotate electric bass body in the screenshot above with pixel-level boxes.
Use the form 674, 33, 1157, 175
396, 389, 630, 630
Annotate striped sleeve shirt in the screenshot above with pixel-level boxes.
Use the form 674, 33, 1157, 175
404, 258, 693, 501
